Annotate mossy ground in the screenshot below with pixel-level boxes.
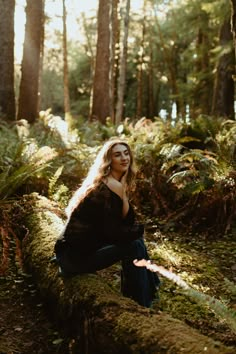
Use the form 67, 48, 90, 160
0, 219, 236, 353
99, 226, 236, 348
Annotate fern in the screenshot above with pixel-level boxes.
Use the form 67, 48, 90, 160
183, 287, 236, 334
164, 149, 218, 194
216, 120, 236, 168
48, 166, 69, 206
0, 141, 57, 199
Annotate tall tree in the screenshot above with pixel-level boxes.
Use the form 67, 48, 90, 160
110, 0, 120, 123
192, 20, 212, 117
153, 4, 185, 121
62, 0, 71, 118
115, 0, 130, 124
17, 0, 44, 122
81, 13, 96, 116
91, 0, 110, 123
38, 0, 45, 112
231, 0, 236, 54
147, 44, 154, 118
0, 0, 16, 120
212, 17, 234, 119
230, 0, 236, 96
136, 4, 146, 119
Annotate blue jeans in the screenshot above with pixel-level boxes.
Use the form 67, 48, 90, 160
57, 238, 160, 308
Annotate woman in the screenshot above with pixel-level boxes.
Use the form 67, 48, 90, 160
54, 138, 160, 308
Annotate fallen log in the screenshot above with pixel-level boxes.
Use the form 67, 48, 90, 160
21, 194, 235, 354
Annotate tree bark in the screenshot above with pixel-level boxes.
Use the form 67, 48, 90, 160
191, 17, 213, 118
148, 44, 154, 118
230, 0, 236, 66
81, 13, 95, 117
91, 0, 110, 123
153, 5, 185, 122
115, 0, 130, 124
62, 0, 71, 117
0, 0, 16, 120
17, 0, 44, 123
21, 194, 234, 354
211, 17, 234, 119
37, 0, 45, 113
110, 0, 120, 123
136, 16, 145, 119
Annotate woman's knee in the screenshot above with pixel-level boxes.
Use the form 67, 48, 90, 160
129, 238, 147, 258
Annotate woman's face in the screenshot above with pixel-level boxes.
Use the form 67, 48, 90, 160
110, 144, 130, 177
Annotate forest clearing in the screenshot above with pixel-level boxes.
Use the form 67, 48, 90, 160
0, 0, 236, 353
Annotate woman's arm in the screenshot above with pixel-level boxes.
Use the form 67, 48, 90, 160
120, 171, 129, 217
106, 176, 129, 218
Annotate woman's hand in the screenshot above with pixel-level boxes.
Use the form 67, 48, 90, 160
106, 171, 129, 217
120, 170, 128, 188
120, 171, 129, 217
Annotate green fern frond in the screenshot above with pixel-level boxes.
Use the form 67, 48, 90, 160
48, 165, 68, 204
184, 287, 236, 333
0, 137, 57, 199
0, 161, 50, 199
167, 170, 197, 184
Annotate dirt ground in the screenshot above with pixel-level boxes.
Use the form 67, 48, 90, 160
0, 231, 74, 354
0, 270, 73, 354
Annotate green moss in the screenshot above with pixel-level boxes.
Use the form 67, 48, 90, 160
146, 232, 236, 345
21, 194, 236, 352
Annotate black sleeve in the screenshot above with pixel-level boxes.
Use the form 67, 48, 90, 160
58, 185, 144, 250
101, 192, 144, 244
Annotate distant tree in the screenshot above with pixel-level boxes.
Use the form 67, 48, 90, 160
153, 2, 185, 121
230, 0, 236, 84
191, 12, 213, 118
147, 34, 154, 119
115, 0, 130, 124
91, 0, 110, 123
212, 17, 234, 119
110, 0, 120, 123
62, 0, 71, 117
0, 0, 16, 120
38, 0, 45, 112
17, 0, 44, 122
231, 0, 236, 45
81, 14, 96, 116
136, 3, 146, 119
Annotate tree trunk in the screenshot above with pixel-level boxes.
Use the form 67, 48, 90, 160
110, 0, 120, 123
230, 0, 236, 66
37, 0, 45, 113
21, 194, 234, 354
0, 0, 16, 120
136, 11, 145, 119
115, 0, 130, 124
17, 0, 44, 123
81, 13, 96, 117
91, 0, 110, 123
62, 0, 71, 118
212, 17, 234, 119
191, 16, 213, 119
153, 6, 184, 122
148, 44, 154, 118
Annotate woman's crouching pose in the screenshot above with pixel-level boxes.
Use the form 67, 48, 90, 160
54, 139, 160, 308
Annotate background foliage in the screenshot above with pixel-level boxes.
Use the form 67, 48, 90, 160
0, 112, 235, 236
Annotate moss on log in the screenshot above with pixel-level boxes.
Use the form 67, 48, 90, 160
22, 194, 235, 354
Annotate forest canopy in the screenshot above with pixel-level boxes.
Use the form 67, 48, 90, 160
1, 0, 233, 123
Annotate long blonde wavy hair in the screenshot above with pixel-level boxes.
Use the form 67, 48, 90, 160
65, 138, 136, 218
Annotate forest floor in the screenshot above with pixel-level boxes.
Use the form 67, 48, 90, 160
0, 225, 236, 353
